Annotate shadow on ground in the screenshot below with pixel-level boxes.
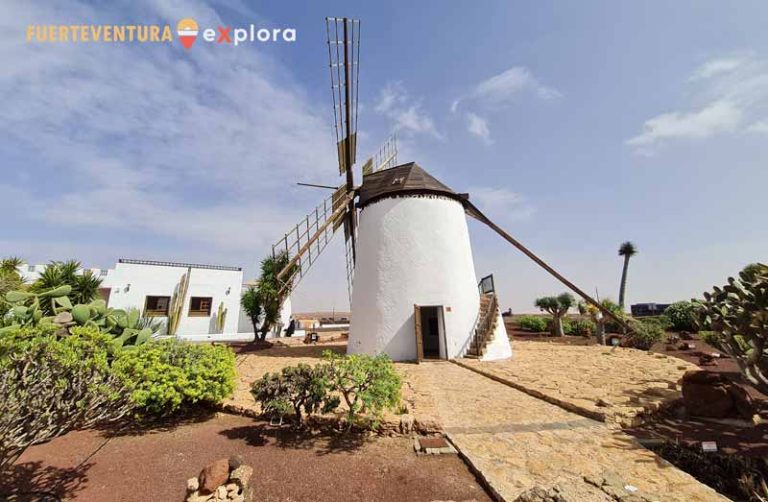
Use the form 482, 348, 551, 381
219, 423, 370, 456
95, 408, 219, 439
0, 460, 93, 501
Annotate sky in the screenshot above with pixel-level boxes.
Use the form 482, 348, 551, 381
1, 1, 766, 313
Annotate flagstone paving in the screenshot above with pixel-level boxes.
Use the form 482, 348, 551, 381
406, 361, 726, 501
459, 340, 698, 427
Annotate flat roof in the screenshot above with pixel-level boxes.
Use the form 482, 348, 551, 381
118, 259, 242, 272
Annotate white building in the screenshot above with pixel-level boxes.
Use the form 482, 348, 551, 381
17, 259, 291, 342
347, 163, 511, 362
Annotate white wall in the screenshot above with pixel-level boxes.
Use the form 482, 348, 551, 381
348, 195, 511, 361
103, 262, 242, 336
482, 309, 513, 361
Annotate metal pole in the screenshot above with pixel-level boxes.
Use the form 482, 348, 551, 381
342, 18, 357, 263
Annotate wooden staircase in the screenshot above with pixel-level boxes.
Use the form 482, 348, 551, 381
466, 293, 499, 359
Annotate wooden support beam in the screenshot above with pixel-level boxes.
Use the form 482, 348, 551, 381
464, 200, 634, 334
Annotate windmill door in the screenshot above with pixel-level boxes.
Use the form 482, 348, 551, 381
414, 305, 445, 361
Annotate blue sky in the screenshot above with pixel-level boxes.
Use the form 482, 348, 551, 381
2, 0, 766, 312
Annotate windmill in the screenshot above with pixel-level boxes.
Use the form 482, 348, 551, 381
272, 17, 633, 362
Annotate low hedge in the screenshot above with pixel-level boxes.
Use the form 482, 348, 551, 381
113, 339, 236, 416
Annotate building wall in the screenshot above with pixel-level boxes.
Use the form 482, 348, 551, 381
348, 195, 511, 361
103, 261, 242, 336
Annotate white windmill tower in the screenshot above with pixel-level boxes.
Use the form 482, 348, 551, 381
271, 17, 634, 362
347, 163, 511, 361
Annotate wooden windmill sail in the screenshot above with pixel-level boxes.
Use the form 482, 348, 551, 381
272, 17, 398, 302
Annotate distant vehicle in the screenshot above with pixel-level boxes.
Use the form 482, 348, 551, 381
631, 303, 671, 317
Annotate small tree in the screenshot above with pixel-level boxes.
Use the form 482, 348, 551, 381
250, 364, 337, 426
697, 263, 768, 394
323, 351, 401, 431
254, 252, 295, 341
240, 286, 263, 335
535, 293, 575, 337
578, 298, 622, 345
0, 326, 133, 472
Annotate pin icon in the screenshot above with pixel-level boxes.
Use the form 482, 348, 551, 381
177, 18, 198, 49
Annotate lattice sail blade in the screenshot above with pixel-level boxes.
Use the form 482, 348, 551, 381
272, 190, 352, 294
326, 17, 361, 176
362, 133, 398, 176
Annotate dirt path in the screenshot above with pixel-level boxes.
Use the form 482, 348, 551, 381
407, 361, 727, 501
6, 413, 491, 501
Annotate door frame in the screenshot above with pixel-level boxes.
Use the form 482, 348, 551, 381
413, 304, 448, 362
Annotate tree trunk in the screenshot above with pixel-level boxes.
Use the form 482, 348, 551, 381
551, 316, 564, 337
594, 319, 606, 345
618, 255, 631, 308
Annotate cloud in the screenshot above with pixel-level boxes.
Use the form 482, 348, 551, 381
626, 100, 743, 147
465, 112, 492, 145
472, 66, 562, 104
689, 57, 745, 81
0, 0, 337, 263
627, 54, 768, 152
452, 66, 559, 143
453, 66, 561, 113
747, 120, 768, 134
374, 82, 441, 139
467, 187, 534, 222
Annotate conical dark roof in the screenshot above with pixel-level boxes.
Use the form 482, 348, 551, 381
357, 162, 466, 208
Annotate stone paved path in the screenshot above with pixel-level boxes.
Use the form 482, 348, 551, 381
460, 341, 698, 427
407, 361, 726, 501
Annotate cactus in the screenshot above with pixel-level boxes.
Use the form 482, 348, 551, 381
166, 267, 191, 337
215, 301, 228, 333
1, 287, 155, 346
697, 263, 768, 393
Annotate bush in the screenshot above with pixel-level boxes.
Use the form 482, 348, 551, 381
113, 339, 236, 416
570, 318, 595, 337
664, 301, 699, 332
517, 315, 548, 333
323, 351, 401, 431
0, 325, 132, 472
623, 318, 664, 350
251, 364, 338, 425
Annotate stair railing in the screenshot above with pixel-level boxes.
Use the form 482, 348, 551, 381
472, 293, 498, 357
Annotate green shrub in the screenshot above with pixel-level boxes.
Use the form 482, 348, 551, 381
113, 339, 236, 416
251, 364, 338, 425
664, 301, 699, 332
0, 325, 132, 472
699, 330, 721, 346
517, 315, 548, 333
623, 318, 664, 350
570, 318, 596, 337
323, 351, 401, 431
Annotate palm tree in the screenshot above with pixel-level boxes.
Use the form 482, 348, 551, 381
71, 270, 103, 304
618, 242, 637, 309
0, 257, 24, 274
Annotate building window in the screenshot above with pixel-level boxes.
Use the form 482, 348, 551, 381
188, 297, 212, 317
144, 296, 170, 316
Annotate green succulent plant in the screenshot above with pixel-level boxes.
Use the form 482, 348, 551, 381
1, 286, 154, 347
